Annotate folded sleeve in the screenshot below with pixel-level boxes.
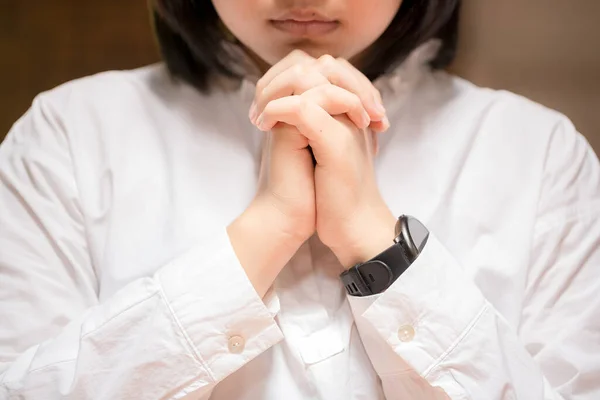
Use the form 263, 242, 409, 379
348, 119, 600, 399
0, 96, 283, 399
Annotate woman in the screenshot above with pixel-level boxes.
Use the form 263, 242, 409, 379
0, 0, 598, 398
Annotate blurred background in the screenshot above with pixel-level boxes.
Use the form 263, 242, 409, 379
1, 1, 599, 151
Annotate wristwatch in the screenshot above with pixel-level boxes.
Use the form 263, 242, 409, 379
340, 215, 429, 297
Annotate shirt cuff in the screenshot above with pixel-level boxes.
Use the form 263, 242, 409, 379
156, 228, 284, 383
347, 232, 486, 377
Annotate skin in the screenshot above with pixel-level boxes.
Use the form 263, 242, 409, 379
211, 0, 402, 71
223, 0, 402, 292
221, 0, 405, 285
222, 2, 450, 397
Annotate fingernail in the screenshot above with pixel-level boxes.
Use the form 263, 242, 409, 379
373, 94, 386, 116
382, 115, 390, 130
249, 102, 257, 122
362, 110, 371, 128
256, 113, 264, 130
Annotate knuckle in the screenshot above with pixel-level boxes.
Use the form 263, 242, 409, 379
298, 97, 311, 114
290, 64, 307, 77
336, 57, 351, 67
325, 84, 341, 100
259, 83, 273, 98
350, 93, 362, 108
296, 98, 312, 119
262, 101, 275, 116
320, 83, 336, 96
317, 54, 338, 72
255, 77, 266, 94
290, 49, 309, 60
318, 54, 336, 66
318, 55, 341, 83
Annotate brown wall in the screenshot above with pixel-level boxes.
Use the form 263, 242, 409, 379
0, 2, 158, 138
1, 1, 599, 151
452, 0, 600, 151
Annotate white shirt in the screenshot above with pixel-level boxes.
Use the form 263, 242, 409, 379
1, 43, 599, 400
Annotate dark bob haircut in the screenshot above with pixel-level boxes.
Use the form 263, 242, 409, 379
151, 0, 461, 92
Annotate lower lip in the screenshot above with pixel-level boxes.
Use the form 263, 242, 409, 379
270, 20, 339, 36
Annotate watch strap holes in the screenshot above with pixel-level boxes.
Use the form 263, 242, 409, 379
346, 282, 359, 295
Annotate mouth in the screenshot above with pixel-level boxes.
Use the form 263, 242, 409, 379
270, 10, 339, 36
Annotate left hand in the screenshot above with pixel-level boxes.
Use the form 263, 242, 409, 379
253, 56, 397, 268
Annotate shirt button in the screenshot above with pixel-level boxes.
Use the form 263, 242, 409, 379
228, 335, 245, 354
398, 325, 415, 342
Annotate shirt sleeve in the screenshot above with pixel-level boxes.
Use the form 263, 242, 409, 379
348, 119, 600, 399
0, 96, 283, 399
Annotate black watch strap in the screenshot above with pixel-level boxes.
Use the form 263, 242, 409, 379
340, 242, 411, 296
340, 215, 429, 297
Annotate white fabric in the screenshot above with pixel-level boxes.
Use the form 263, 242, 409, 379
1, 47, 599, 399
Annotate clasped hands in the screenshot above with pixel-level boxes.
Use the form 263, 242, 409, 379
249, 49, 397, 269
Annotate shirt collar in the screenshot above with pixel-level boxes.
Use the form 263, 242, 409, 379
373, 39, 441, 99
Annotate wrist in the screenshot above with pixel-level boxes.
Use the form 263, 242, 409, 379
227, 200, 309, 297
330, 209, 397, 269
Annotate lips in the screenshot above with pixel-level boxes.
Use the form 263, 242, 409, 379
271, 9, 339, 36
271, 20, 339, 36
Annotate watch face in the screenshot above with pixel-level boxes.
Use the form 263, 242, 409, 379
407, 216, 429, 253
